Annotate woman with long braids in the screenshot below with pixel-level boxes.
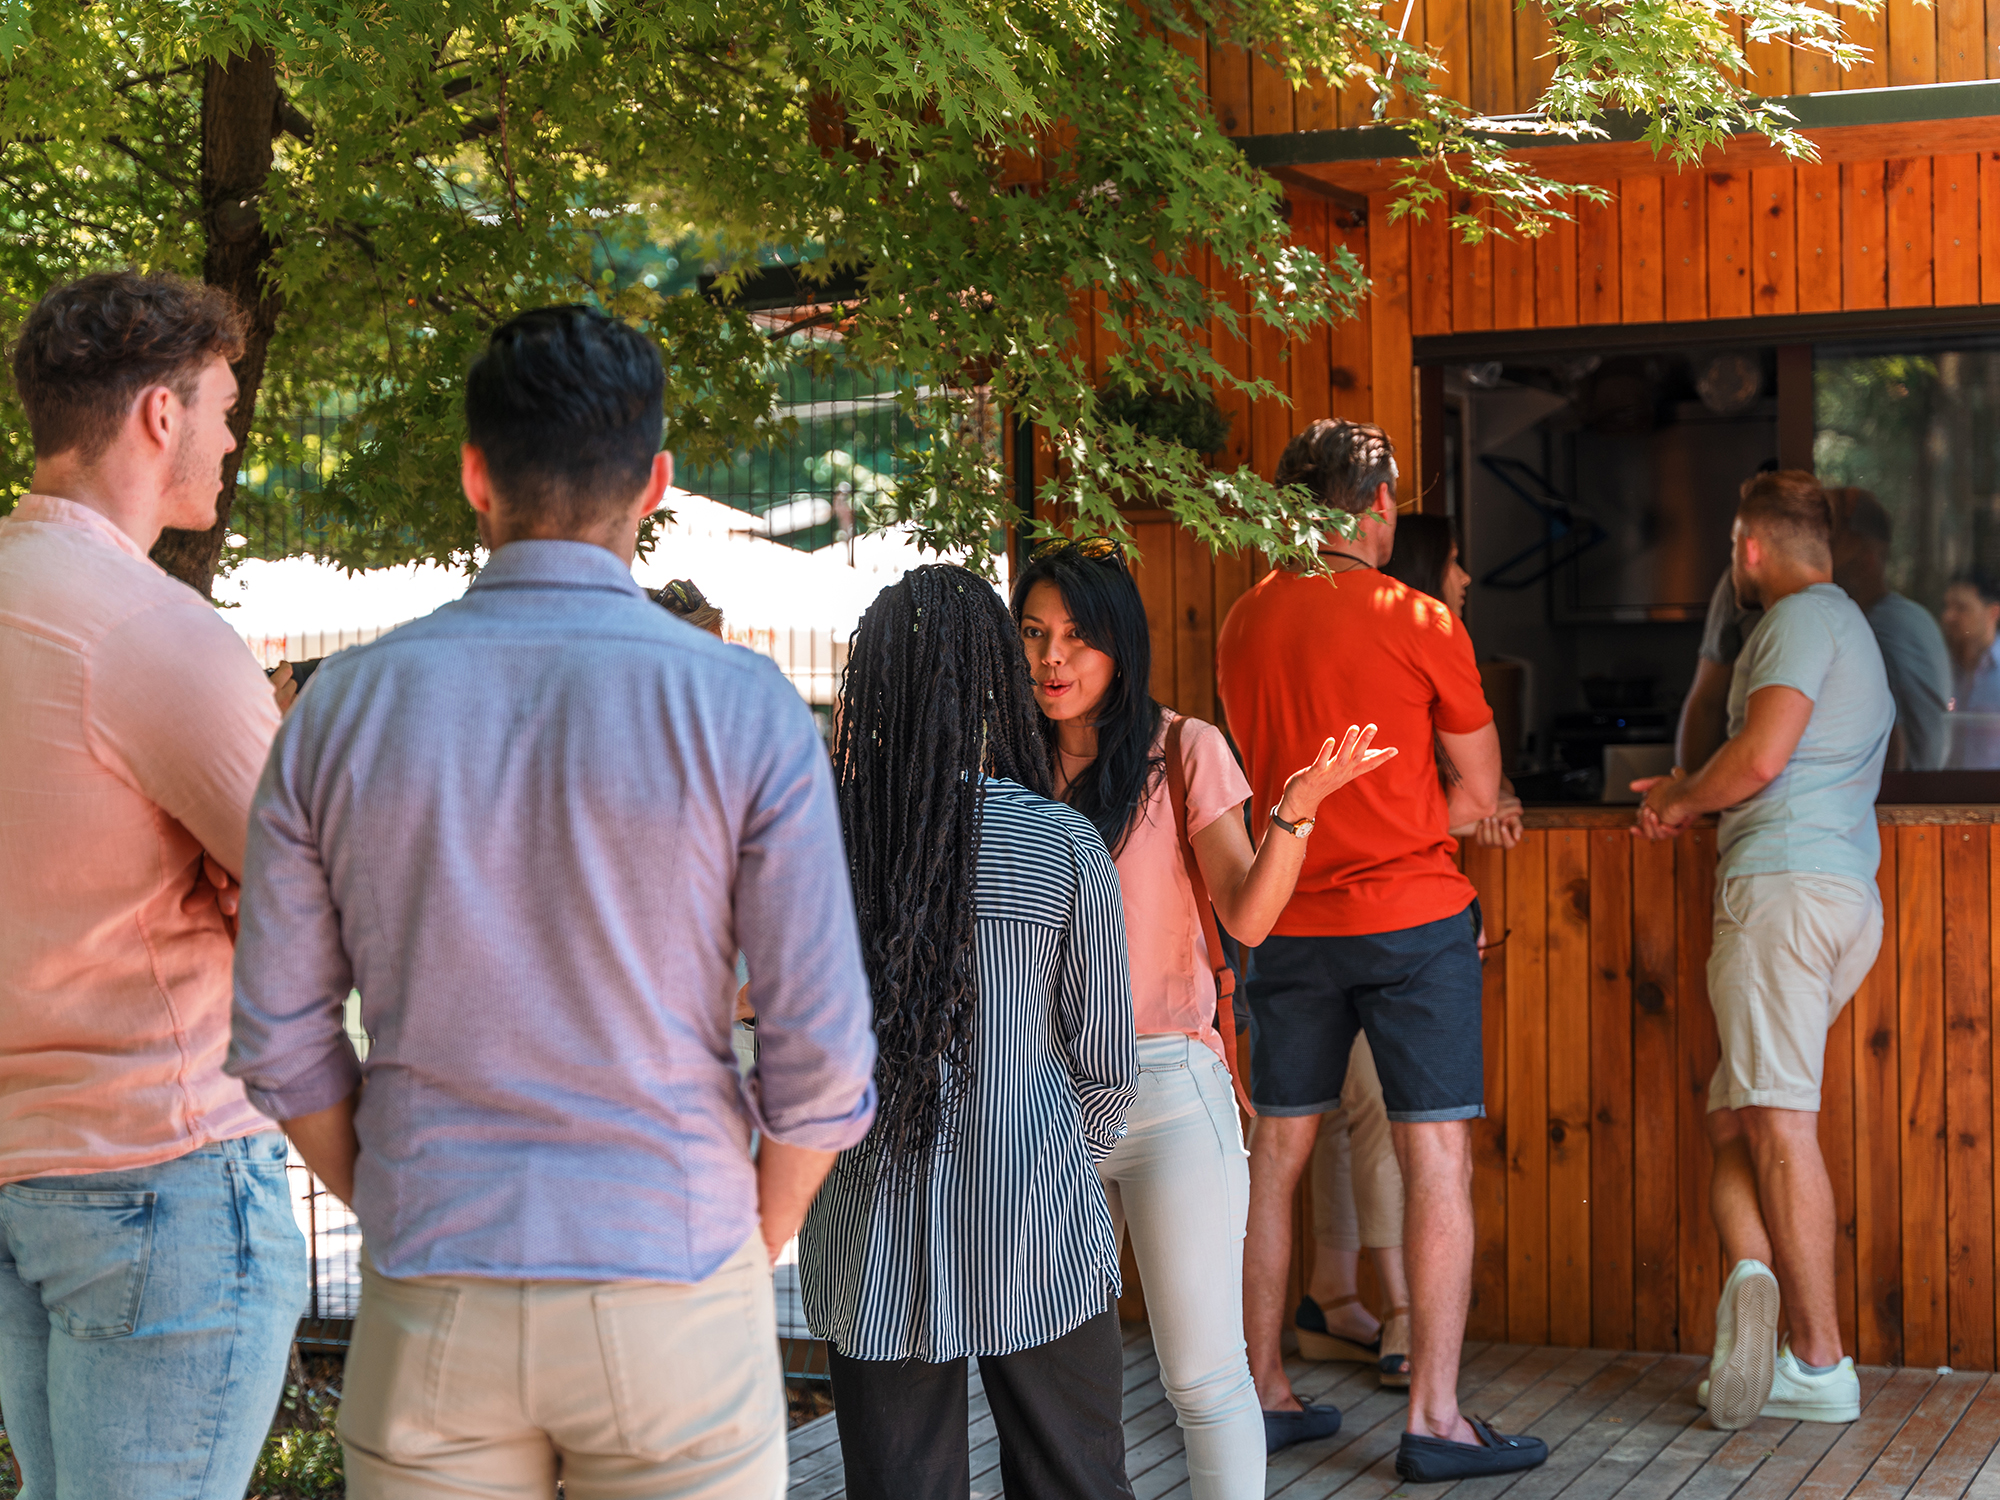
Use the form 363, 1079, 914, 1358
798, 564, 1140, 1500
1012, 539, 1395, 1487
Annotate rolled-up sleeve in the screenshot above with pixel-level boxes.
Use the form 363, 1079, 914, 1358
734, 688, 878, 1151
1055, 824, 1137, 1161
227, 707, 362, 1121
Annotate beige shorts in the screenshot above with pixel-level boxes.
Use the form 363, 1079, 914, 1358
339, 1233, 785, 1499
1706, 871, 1883, 1114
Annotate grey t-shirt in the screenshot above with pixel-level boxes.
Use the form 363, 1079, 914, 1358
1866, 591, 1953, 771
1698, 569, 1761, 665
1719, 583, 1892, 885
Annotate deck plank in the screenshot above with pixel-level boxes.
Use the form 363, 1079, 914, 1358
1272, 1346, 1571, 1500
1487, 1355, 1710, 1500
1536, 1362, 1712, 1500
1728, 1370, 1915, 1500
1436, 1351, 1668, 1500
1792, 1370, 1944, 1500
1667, 1418, 1806, 1500
1850, 1372, 1988, 1500
1906, 1380, 2000, 1500
788, 1335, 2000, 1500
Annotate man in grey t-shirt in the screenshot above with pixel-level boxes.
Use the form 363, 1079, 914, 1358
1634, 471, 1889, 1435
1680, 489, 1947, 772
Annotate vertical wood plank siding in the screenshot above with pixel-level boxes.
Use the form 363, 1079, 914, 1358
1204, 1, 2000, 134
1437, 826, 1990, 1366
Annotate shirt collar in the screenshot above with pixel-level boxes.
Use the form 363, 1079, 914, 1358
10, 494, 160, 568
469, 539, 647, 598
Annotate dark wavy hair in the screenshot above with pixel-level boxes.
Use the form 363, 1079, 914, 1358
1383, 513, 1457, 605
1009, 541, 1163, 856
833, 565, 1052, 1187
11, 270, 246, 461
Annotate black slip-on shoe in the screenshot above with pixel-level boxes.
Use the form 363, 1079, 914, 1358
1263, 1402, 1343, 1454
1395, 1417, 1549, 1481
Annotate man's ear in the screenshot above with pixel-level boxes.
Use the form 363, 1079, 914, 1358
462, 443, 495, 516
1375, 482, 1398, 522
635, 450, 671, 519
136, 385, 176, 455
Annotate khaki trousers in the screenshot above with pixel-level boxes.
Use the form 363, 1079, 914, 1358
338, 1234, 786, 1499
1310, 1033, 1405, 1251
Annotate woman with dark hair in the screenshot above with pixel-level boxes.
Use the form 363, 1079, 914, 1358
1381, 513, 1469, 620
1012, 540, 1394, 1485
1383, 515, 1519, 849
798, 564, 1140, 1500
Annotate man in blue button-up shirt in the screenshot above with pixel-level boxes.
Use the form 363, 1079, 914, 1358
230, 306, 877, 1497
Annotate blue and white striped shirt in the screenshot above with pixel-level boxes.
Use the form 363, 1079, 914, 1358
798, 779, 1137, 1361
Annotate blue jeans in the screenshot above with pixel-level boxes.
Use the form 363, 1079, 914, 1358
0, 1133, 308, 1499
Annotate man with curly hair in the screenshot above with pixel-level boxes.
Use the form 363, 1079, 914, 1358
0, 270, 307, 1497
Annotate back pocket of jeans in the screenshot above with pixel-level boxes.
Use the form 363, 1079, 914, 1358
0, 1185, 156, 1339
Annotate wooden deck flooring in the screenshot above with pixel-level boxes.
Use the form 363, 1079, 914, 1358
785, 1323, 2000, 1500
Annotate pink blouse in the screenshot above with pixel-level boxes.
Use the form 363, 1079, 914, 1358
1058, 715, 1252, 1060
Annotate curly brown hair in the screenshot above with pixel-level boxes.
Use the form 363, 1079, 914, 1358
10, 270, 246, 462
1274, 418, 1399, 516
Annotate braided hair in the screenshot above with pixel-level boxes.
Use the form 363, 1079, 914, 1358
833, 564, 1053, 1187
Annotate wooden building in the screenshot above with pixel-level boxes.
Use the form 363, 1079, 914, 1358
1093, 8, 2000, 1372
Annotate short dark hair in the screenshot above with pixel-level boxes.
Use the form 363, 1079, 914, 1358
1832, 486, 1892, 547
1737, 469, 1831, 557
464, 305, 665, 529
1952, 570, 2000, 608
10, 270, 246, 462
1275, 419, 1398, 516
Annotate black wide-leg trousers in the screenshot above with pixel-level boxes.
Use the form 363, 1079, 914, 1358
827, 1306, 1135, 1500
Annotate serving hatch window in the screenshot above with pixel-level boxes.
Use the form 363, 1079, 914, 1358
1814, 342, 2000, 773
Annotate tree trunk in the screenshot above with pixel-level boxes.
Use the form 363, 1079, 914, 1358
150, 45, 284, 595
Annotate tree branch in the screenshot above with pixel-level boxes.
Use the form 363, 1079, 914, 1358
103, 133, 194, 191
273, 91, 316, 143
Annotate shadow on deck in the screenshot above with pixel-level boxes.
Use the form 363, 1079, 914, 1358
786, 1321, 2000, 1500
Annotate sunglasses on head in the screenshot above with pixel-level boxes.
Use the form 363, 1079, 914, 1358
1029, 535, 1121, 561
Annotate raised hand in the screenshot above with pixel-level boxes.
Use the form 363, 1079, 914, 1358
1279, 724, 1397, 820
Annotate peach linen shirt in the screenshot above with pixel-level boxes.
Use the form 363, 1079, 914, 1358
0, 494, 279, 1183
1059, 714, 1252, 1061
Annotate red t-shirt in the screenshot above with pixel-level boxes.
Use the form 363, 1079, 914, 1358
1215, 567, 1493, 937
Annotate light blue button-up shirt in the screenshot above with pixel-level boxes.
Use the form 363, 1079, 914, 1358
229, 541, 877, 1284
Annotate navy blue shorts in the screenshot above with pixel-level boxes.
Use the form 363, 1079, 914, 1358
1244, 899, 1485, 1122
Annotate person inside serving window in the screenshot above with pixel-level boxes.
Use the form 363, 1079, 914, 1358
1942, 570, 2000, 769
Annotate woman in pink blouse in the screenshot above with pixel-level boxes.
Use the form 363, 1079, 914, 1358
1013, 540, 1395, 1494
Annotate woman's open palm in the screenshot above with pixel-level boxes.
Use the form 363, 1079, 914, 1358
1286, 724, 1396, 812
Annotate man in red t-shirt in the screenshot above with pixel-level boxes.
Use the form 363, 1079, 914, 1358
1218, 421, 1542, 1482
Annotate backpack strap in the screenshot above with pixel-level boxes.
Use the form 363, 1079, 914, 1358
1164, 716, 1257, 1118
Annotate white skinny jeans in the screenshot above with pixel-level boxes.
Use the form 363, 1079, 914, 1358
1099, 1033, 1264, 1500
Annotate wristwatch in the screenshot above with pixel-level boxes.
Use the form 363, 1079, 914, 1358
1270, 808, 1315, 839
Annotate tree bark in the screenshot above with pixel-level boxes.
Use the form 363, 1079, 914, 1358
150, 45, 284, 595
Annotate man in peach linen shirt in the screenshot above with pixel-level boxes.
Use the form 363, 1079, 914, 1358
0, 272, 305, 1497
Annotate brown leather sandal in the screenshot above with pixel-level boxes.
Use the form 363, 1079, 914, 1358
1294, 1294, 1383, 1363
1379, 1305, 1411, 1388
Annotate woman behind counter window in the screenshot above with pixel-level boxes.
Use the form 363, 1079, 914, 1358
799, 564, 1140, 1500
1012, 540, 1394, 1481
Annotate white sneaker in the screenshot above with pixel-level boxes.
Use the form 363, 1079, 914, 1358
1708, 1260, 1780, 1431
1697, 1343, 1860, 1424
1763, 1342, 1860, 1423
